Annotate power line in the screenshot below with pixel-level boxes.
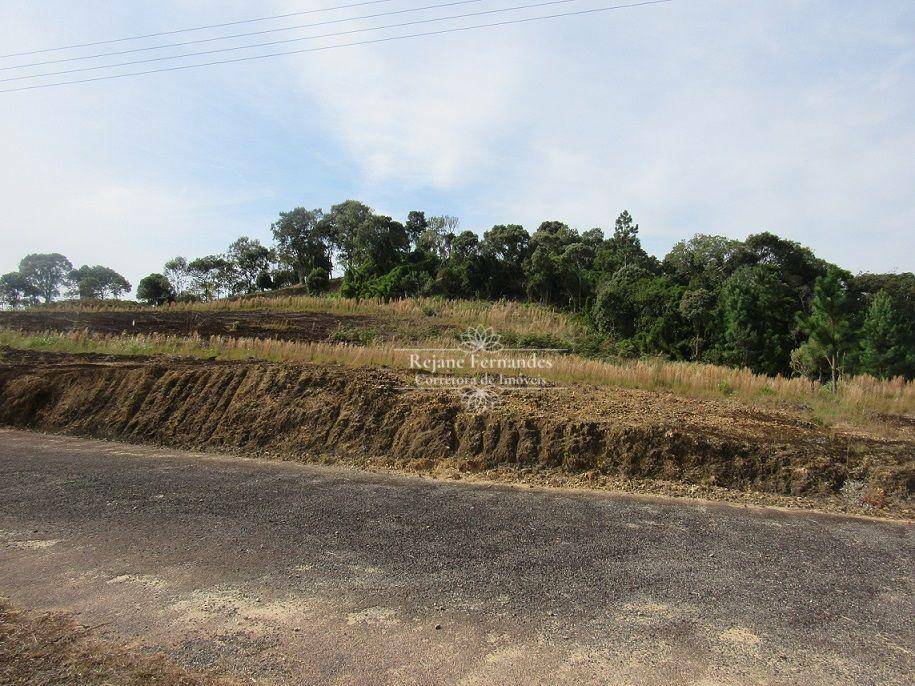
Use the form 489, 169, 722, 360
0, 0, 400, 59
0, 0, 673, 94
2, 0, 492, 72
1, 0, 601, 83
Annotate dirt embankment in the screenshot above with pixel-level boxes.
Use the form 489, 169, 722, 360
0, 349, 912, 515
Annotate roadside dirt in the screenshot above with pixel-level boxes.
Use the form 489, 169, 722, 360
0, 599, 235, 686
0, 349, 911, 517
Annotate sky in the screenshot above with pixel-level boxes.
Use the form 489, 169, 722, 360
1, 0, 913, 294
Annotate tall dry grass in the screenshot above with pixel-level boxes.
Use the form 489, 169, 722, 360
3, 328, 912, 426
25, 295, 586, 341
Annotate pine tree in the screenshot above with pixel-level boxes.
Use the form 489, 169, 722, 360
859, 290, 907, 378
796, 270, 855, 392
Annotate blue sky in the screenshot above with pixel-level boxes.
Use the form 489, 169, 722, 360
1, 0, 913, 292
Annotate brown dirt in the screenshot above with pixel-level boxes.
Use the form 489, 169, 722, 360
0, 309, 416, 343
1, 348, 912, 517
0, 599, 235, 686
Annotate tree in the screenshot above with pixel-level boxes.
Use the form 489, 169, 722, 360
137, 273, 176, 306
482, 224, 530, 299
68, 265, 131, 299
594, 211, 653, 275
794, 269, 856, 392
733, 232, 829, 315
321, 200, 373, 271
19, 253, 72, 303
591, 265, 685, 357
164, 256, 189, 296
0, 272, 40, 308
719, 264, 797, 375
853, 272, 915, 379
525, 221, 577, 305
71, 272, 103, 300
306, 267, 330, 295
255, 269, 274, 292
859, 290, 910, 378
271, 208, 331, 283
418, 215, 459, 260
559, 241, 597, 309
355, 214, 410, 276
431, 231, 486, 298
227, 237, 272, 294
678, 288, 715, 360
664, 234, 740, 289
187, 255, 234, 301
404, 210, 428, 247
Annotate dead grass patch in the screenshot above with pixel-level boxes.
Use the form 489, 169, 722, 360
0, 599, 235, 686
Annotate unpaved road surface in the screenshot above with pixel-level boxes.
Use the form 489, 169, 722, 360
0, 430, 912, 685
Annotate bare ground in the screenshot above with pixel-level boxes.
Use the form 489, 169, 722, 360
0, 309, 447, 343
0, 600, 236, 686
0, 430, 912, 685
0, 349, 912, 516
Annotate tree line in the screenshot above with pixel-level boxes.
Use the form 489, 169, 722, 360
2, 200, 913, 382
1, 254, 131, 306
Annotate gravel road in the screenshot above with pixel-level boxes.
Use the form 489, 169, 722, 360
0, 429, 911, 685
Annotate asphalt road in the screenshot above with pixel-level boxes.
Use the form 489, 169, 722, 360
0, 429, 912, 685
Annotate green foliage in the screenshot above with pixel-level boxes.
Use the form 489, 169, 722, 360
19, 253, 73, 303
163, 256, 189, 296
719, 265, 797, 375
68, 265, 131, 300
794, 269, 856, 390
137, 273, 175, 306
0, 272, 40, 308
678, 288, 715, 360
227, 237, 272, 294
328, 324, 378, 344
404, 210, 428, 246
187, 255, 234, 301
342, 261, 434, 301
594, 210, 654, 275
9, 200, 910, 385
855, 273, 915, 379
255, 269, 274, 292
271, 207, 331, 284
305, 267, 330, 295
482, 224, 529, 299
859, 290, 911, 378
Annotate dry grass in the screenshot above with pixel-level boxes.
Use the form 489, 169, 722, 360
26, 295, 587, 342
0, 600, 234, 686
3, 328, 912, 428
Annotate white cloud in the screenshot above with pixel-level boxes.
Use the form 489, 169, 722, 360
0, 0, 912, 283
282, 31, 526, 188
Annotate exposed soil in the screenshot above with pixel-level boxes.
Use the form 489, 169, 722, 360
0, 348, 911, 517
0, 599, 234, 686
0, 309, 429, 343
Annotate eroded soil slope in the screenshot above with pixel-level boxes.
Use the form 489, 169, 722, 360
0, 349, 911, 515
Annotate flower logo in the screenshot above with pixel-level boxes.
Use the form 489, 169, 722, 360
459, 383, 499, 412
459, 325, 503, 354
